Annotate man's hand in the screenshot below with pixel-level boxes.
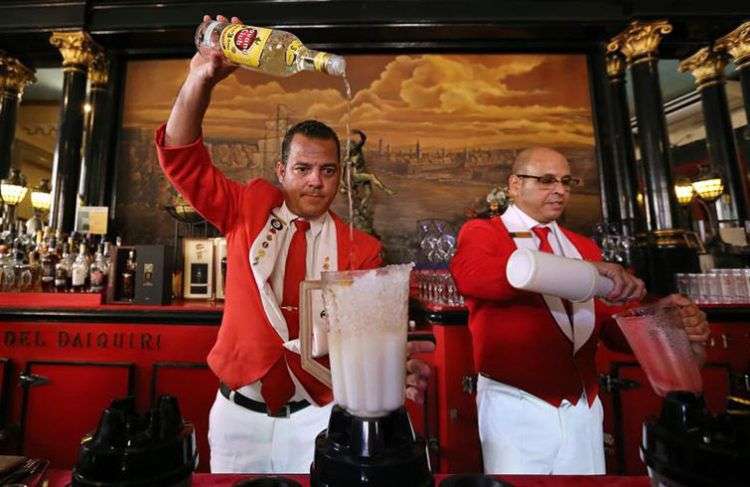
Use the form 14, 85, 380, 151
165, 14, 242, 146
590, 261, 646, 303
189, 15, 241, 87
405, 340, 435, 404
656, 294, 710, 360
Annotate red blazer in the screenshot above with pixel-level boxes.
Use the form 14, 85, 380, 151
449, 216, 632, 407
155, 125, 382, 404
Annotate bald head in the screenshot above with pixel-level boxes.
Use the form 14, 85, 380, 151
511, 147, 570, 175
507, 146, 572, 223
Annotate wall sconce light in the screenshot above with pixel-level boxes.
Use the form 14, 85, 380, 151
692, 165, 724, 202
31, 178, 52, 213
25, 178, 52, 235
674, 177, 695, 206
1, 168, 28, 231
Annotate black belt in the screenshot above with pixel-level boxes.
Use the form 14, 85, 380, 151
219, 383, 310, 418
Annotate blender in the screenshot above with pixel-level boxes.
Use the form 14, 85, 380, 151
299, 263, 433, 487
614, 304, 747, 486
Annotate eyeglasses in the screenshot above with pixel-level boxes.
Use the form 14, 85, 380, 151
514, 174, 582, 189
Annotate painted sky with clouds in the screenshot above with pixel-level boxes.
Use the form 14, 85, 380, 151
124, 54, 593, 150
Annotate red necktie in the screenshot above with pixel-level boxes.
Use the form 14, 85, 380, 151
531, 226, 553, 254
261, 218, 311, 414
532, 226, 574, 321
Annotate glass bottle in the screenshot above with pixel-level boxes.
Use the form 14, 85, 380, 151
40, 242, 57, 292
55, 243, 71, 292
121, 249, 136, 301
195, 20, 346, 77
89, 244, 107, 293
71, 243, 89, 293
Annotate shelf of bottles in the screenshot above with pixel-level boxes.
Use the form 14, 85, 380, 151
0, 223, 118, 299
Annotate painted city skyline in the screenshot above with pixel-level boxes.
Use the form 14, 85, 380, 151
119, 53, 599, 261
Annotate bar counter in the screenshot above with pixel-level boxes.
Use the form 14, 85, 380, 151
2, 292, 750, 477
44, 470, 652, 486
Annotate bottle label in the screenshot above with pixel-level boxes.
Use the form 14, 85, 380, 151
220, 24, 272, 68
313, 52, 329, 72
72, 267, 86, 287
286, 40, 302, 65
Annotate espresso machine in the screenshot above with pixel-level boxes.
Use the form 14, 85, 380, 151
300, 264, 433, 487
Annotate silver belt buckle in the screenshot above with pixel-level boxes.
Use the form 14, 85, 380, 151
267, 404, 291, 418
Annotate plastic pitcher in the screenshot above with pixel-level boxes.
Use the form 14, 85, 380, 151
614, 304, 703, 397
299, 263, 414, 417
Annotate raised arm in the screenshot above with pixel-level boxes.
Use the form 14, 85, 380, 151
157, 15, 245, 234
165, 14, 239, 146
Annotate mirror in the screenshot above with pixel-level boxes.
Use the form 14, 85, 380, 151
12, 67, 62, 225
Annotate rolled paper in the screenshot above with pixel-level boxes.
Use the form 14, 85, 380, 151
506, 248, 614, 302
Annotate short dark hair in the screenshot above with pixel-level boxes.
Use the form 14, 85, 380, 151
281, 120, 340, 165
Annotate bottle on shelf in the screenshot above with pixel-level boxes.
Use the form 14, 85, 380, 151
121, 249, 137, 301
40, 242, 57, 292
195, 19, 346, 77
89, 244, 107, 293
71, 243, 90, 293
55, 242, 71, 293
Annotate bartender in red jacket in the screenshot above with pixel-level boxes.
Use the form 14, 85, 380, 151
156, 15, 433, 474
450, 147, 710, 474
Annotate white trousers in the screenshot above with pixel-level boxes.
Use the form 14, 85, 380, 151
208, 390, 333, 473
476, 375, 605, 475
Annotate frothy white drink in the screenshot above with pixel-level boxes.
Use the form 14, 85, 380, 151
322, 263, 413, 418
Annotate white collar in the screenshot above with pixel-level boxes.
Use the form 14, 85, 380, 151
507, 204, 555, 231
277, 201, 326, 237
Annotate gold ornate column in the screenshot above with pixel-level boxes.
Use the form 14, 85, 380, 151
609, 20, 700, 295
717, 22, 750, 146
0, 52, 35, 179
608, 19, 677, 231
48, 31, 97, 232
679, 46, 749, 222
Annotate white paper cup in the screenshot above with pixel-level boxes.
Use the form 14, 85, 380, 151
506, 248, 614, 302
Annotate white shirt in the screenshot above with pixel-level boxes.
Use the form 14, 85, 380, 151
505, 204, 565, 256
237, 201, 329, 403
269, 202, 328, 304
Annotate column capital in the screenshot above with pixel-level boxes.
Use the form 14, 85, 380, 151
0, 51, 36, 96
607, 19, 672, 66
88, 50, 109, 88
678, 47, 727, 89
49, 31, 97, 71
606, 52, 626, 79
715, 21, 750, 69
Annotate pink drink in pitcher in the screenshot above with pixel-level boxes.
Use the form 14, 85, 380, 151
614, 305, 702, 397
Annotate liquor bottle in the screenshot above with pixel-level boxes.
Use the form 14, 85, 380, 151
55, 243, 71, 292
89, 244, 107, 293
121, 249, 136, 301
195, 20, 346, 77
40, 242, 57, 292
71, 243, 89, 293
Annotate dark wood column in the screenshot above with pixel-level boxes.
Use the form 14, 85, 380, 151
0, 53, 35, 179
48, 31, 96, 233
588, 48, 618, 225
608, 20, 699, 295
604, 51, 644, 234
609, 20, 677, 232
679, 46, 749, 224
717, 21, 750, 170
79, 50, 112, 207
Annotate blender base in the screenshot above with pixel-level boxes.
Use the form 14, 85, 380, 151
310, 405, 433, 487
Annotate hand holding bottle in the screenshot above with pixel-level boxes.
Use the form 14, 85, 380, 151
189, 14, 241, 88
